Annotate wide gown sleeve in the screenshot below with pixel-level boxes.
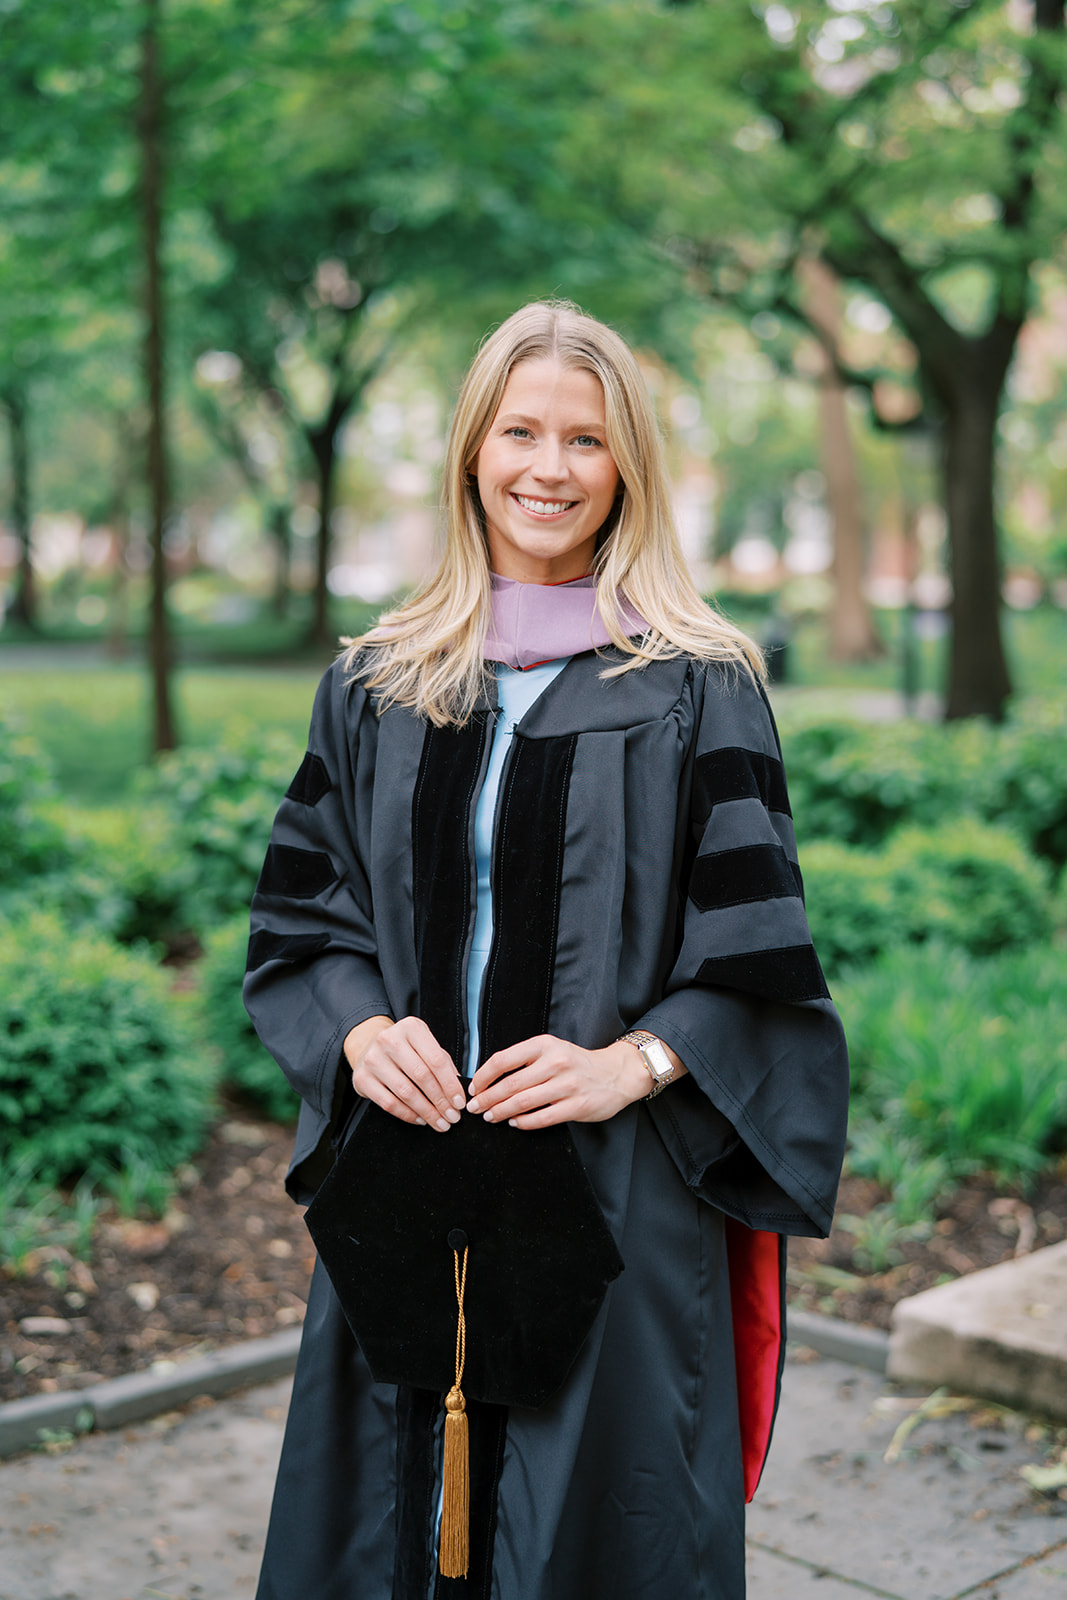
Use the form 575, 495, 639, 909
635, 667, 848, 1239
243, 661, 391, 1189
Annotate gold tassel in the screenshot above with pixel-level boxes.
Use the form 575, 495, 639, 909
440, 1385, 469, 1577
439, 1243, 470, 1579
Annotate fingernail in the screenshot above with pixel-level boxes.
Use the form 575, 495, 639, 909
451, 1095, 466, 1110
466, 1097, 481, 1113
436, 1118, 450, 1132
445, 1108, 460, 1123
508, 1119, 517, 1128
415, 1117, 426, 1126
482, 1110, 494, 1123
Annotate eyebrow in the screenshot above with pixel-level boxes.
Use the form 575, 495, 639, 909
496, 412, 606, 432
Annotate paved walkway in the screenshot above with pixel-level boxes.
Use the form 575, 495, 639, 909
2, 1351, 1065, 1599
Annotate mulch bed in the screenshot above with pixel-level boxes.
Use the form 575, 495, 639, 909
3, 1105, 1067, 1404
1, 1105, 314, 1406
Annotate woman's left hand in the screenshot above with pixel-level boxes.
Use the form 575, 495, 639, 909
466, 1034, 684, 1129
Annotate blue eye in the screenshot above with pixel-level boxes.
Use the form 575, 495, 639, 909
575, 435, 602, 448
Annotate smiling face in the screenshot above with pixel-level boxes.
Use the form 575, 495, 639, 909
474, 358, 621, 584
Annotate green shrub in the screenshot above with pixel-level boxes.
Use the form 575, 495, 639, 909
986, 696, 1067, 873
803, 820, 1052, 979
782, 698, 1067, 872
884, 819, 1052, 957
198, 913, 299, 1123
0, 715, 77, 881
801, 841, 898, 974
0, 802, 187, 952
839, 943, 1067, 1186
783, 719, 989, 848
0, 913, 215, 1185
135, 725, 301, 933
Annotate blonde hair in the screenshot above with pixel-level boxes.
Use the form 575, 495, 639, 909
345, 300, 763, 725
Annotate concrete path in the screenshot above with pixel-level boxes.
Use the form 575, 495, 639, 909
1, 1352, 1065, 1600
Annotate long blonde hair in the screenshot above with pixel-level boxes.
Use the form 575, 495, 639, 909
345, 300, 763, 725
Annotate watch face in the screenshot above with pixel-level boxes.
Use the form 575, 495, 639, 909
641, 1041, 673, 1084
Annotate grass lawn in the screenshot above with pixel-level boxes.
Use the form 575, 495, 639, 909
2, 602, 1064, 804
724, 601, 1067, 698
0, 664, 323, 803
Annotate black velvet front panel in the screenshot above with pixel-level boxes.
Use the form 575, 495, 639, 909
393, 1386, 438, 1600
480, 731, 579, 1061
411, 715, 490, 1066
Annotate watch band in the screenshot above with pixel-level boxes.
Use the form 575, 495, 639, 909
619, 1030, 676, 1099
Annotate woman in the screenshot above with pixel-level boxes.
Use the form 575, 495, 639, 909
245, 301, 848, 1600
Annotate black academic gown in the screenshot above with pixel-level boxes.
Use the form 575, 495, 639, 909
244, 647, 849, 1600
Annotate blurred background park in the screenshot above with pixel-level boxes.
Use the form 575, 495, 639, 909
1, 0, 1066, 1397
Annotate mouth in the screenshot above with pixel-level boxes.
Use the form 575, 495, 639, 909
512, 493, 577, 519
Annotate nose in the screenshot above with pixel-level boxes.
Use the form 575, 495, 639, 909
531, 437, 567, 484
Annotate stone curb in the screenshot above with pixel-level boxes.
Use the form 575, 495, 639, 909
0, 1327, 303, 1460
786, 1308, 889, 1373
0, 1313, 888, 1460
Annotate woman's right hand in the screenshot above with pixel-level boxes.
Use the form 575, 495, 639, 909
343, 1015, 466, 1132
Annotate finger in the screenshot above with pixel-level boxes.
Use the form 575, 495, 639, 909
467, 1060, 558, 1116
390, 1017, 466, 1110
470, 1036, 553, 1097
354, 1058, 457, 1132
379, 1036, 464, 1121
353, 1069, 425, 1127
507, 1099, 582, 1131
474, 1070, 570, 1123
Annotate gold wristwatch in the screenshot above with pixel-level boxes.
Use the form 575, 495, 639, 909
619, 1030, 676, 1099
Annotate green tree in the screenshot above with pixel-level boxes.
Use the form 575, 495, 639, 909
656, 0, 1067, 717
189, 0, 671, 648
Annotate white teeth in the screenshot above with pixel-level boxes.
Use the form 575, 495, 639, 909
515, 495, 574, 515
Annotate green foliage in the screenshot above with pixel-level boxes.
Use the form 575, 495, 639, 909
801, 840, 897, 974
0, 1156, 100, 1277
835, 1206, 933, 1275
133, 724, 301, 933
784, 717, 996, 850
198, 913, 299, 1123
784, 699, 1067, 873
803, 821, 1052, 980
0, 715, 76, 881
884, 821, 1052, 958
0, 913, 214, 1186
844, 1124, 952, 1229
990, 697, 1067, 873
840, 945, 1067, 1189
100, 1152, 176, 1221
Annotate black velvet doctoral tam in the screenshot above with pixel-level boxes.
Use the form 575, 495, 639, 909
305, 1101, 624, 1409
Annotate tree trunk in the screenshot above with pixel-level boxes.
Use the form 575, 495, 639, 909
4, 389, 36, 629
940, 387, 1012, 721
801, 258, 884, 661
270, 501, 291, 620
106, 414, 135, 659
139, 0, 178, 751
306, 400, 348, 651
